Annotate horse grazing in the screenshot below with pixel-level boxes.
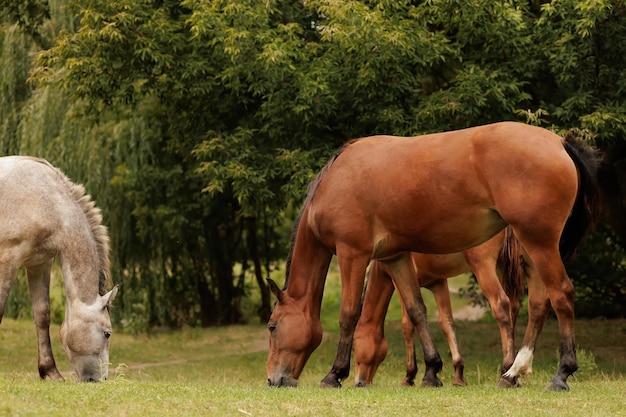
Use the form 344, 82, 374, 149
0, 156, 118, 382
266, 122, 599, 391
352, 226, 525, 387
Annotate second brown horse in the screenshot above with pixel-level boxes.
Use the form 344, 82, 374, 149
352, 226, 524, 387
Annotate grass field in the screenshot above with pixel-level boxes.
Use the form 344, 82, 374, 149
0, 264, 625, 416
0, 315, 625, 416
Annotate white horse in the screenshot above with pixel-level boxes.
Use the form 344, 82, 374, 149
0, 156, 118, 382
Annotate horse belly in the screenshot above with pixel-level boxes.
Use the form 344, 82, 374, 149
380, 206, 506, 256
411, 252, 470, 282
0, 224, 56, 268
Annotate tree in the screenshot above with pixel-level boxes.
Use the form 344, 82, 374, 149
2, 0, 624, 327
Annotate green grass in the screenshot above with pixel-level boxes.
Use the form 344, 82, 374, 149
0, 316, 625, 416
1, 261, 625, 416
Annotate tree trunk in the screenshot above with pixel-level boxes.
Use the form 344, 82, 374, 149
246, 217, 271, 323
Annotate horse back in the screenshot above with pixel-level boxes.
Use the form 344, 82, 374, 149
306, 122, 577, 259
0, 156, 76, 266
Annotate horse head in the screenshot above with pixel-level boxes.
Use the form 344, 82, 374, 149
266, 279, 322, 387
353, 330, 388, 388
60, 285, 119, 382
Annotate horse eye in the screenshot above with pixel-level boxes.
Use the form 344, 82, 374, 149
104, 330, 112, 339
268, 323, 277, 332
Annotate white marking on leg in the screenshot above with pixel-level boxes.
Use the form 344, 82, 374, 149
503, 346, 534, 379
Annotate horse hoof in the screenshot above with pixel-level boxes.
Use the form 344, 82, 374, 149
420, 377, 443, 388
41, 368, 65, 382
543, 379, 570, 392
320, 375, 342, 388
452, 378, 467, 387
496, 375, 521, 389
401, 378, 415, 387
355, 381, 370, 388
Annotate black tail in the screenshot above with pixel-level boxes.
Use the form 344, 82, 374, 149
560, 133, 602, 261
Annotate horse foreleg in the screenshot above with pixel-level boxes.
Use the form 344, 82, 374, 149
353, 262, 395, 387
427, 279, 466, 386
321, 254, 369, 388
398, 293, 418, 386
388, 255, 443, 388
498, 261, 550, 388
26, 262, 64, 381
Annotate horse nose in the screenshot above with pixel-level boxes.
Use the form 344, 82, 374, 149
267, 377, 285, 387
268, 375, 298, 387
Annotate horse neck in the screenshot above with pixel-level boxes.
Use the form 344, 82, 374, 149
286, 212, 333, 319
59, 230, 102, 306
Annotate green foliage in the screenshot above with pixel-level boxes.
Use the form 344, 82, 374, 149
3, 273, 31, 320
0, 23, 32, 154
567, 224, 626, 318
0, 0, 49, 45
532, 0, 626, 141
1, 0, 625, 328
571, 346, 599, 376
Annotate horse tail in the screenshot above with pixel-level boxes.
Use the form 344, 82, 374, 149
497, 226, 525, 308
559, 133, 602, 261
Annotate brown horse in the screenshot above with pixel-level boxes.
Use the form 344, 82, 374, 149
266, 122, 599, 391
352, 226, 524, 387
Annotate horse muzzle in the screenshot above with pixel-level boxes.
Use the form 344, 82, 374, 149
267, 375, 299, 387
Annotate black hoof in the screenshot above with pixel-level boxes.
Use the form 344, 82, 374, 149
420, 376, 443, 388
320, 374, 342, 388
497, 375, 521, 389
543, 378, 570, 392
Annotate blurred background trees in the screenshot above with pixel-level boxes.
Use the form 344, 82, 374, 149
1, 0, 624, 329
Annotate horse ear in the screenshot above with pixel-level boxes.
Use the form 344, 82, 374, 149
267, 278, 284, 303
102, 285, 119, 309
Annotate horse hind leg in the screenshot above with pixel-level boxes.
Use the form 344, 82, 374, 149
499, 264, 550, 388
26, 262, 64, 381
386, 254, 443, 388
427, 279, 466, 386
532, 253, 576, 391
502, 229, 577, 391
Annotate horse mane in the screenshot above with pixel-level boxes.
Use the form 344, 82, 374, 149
33, 158, 112, 295
283, 143, 353, 289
